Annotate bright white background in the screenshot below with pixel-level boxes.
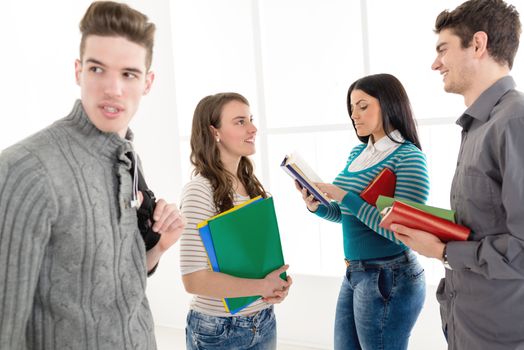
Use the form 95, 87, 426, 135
1, 0, 523, 348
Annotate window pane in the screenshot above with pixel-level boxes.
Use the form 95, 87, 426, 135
366, 0, 466, 119
171, 0, 259, 137
418, 123, 461, 284
0, 1, 79, 150
259, 0, 364, 128
513, 48, 524, 88
266, 130, 356, 275
418, 123, 462, 208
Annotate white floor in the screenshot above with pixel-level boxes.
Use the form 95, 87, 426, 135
155, 325, 323, 350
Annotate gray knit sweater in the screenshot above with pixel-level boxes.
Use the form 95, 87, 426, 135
0, 100, 156, 349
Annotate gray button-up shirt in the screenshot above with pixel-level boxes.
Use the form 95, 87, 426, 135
437, 76, 524, 350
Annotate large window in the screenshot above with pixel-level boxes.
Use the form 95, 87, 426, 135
170, 0, 524, 283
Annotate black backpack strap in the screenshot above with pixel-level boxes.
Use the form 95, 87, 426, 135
136, 168, 161, 251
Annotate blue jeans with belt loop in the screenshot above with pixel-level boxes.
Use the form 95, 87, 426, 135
334, 250, 426, 350
186, 306, 276, 349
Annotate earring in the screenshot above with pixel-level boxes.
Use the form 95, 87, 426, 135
216, 138, 220, 143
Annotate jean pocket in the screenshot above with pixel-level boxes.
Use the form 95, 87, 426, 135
190, 317, 229, 348
399, 262, 425, 282
377, 268, 394, 300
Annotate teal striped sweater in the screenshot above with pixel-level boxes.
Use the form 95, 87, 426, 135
315, 142, 430, 260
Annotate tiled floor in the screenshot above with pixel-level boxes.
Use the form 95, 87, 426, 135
155, 326, 322, 350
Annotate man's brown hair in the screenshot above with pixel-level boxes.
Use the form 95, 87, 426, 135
435, 0, 521, 69
79, 1, 155, 70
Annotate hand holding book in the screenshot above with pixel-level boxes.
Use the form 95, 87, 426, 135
281, 152, 331, 206
379, 199, 470, 242
315, 182, 348, 202
294, 180, 321, 212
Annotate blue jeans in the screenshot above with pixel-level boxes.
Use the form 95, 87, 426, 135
185, 307, 276, 349
334, 251, 426, 350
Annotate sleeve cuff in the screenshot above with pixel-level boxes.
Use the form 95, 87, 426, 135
314, 204, 328, 218
341, 191, 365, 215
446, 240, 478, 270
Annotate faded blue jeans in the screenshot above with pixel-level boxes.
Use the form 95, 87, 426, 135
335, 250, 426, 350
185, 306, 276, 349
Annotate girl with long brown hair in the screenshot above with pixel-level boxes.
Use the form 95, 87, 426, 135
179, 92, 292, 349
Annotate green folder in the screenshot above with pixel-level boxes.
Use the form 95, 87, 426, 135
198, 196, 286, 314
376, 195, 456, 223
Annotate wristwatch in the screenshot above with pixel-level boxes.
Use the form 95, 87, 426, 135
442, 244, 452, 270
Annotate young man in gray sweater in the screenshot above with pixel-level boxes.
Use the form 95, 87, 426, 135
0, 2, 185, 349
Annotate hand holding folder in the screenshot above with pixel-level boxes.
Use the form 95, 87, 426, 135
197, 196, 287, 314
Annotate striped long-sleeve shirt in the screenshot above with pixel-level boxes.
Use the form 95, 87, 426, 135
179, 174, 270, 316
315, 142, 430, 260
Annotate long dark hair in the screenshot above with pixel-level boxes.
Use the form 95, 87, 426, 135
190, 92, 267, 213
347, 73, 422, 150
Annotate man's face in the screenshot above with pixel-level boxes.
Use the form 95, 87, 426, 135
75, 35, 154, 137
431, 28, 476, 97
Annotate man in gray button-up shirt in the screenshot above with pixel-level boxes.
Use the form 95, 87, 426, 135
393, 0, 524, 349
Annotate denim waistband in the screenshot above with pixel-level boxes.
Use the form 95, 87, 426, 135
344, 250, 416, 271
188, 306, 273, 328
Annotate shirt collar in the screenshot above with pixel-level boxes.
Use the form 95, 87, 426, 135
366, 130, 404, 153
457, 76, 516, 130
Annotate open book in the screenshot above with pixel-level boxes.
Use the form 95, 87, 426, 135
281, 152, 330, 206
379, 199, 470, 242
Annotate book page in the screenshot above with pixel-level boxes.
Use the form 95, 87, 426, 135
286, 152, 324, 183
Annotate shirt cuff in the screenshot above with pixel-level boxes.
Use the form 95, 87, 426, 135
446, 240, 478, 270
314, 204, 328, 217
341, 191, 365, 215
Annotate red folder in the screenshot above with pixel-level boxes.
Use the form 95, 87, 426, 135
379, 201, 470, 242
360, 168, 396, 206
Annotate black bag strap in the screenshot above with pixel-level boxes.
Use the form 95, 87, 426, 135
136, 167, 152, 196
136, 168, 161, 251
126, 151, 161, 252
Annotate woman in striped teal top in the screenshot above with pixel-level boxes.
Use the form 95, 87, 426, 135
298, 74, 429, 350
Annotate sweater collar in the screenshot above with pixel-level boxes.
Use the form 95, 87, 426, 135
60, 99, 135, 164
